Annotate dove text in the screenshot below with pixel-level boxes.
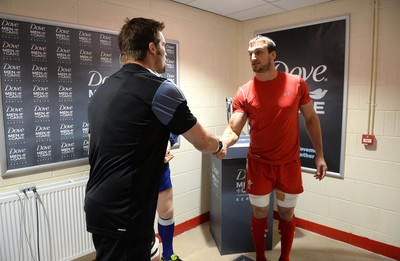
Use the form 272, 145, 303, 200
275, 61, 327, 82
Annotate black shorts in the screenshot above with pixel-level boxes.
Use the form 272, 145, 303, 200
92, 233, 155, 261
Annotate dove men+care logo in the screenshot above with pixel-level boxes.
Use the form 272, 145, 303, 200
87, 70, 109, 97
275, 61, 328, 115
235, 168, 249, 202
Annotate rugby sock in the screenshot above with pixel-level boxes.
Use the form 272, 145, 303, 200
278, 216, 296, 261
251, 214, 268, 261
158, 217, 175, 258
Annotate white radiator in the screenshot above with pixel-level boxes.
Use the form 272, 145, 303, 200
0, 177, 94, 261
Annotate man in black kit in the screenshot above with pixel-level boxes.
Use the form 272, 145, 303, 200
85, 17, 227, 261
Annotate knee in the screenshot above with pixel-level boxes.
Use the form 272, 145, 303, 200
278, 208, 294, 222
158, 207, 173, 220
279, 213, 293, 222
252, 206, 269, 219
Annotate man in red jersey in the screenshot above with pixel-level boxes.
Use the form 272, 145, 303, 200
219, 35, 328, 261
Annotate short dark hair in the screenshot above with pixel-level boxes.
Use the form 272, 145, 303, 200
250, 35, 276, 53
118, 17, 165, 62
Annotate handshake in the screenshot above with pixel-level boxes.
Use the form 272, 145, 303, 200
212, 138, 227, 159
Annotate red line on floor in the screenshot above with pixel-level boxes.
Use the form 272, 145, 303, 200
172, 211, 400, 260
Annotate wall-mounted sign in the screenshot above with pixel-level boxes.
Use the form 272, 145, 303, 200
258, 16, 349, 178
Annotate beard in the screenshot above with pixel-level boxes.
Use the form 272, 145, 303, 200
252, 62, 271, 73
155, 49, 166, 74
158, 65, 166, 74
251, 55, 274, 73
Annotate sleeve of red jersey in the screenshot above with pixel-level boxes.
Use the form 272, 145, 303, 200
232, 81, 251, 114
299, 77, 311, 105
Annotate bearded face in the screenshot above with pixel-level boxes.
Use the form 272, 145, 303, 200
248, 41, 275, 73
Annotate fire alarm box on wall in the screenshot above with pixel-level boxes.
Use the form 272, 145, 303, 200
362, 134, 375, 145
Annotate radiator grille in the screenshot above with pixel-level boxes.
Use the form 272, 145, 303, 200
0, 177, 94, 261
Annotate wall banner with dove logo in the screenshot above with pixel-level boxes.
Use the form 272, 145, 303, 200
258, 16, 349, 178
0, 14, 179, 177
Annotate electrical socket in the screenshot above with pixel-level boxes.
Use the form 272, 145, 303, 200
19, 183, 37, 193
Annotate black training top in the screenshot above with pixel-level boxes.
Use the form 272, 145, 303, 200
85, 63, 197, 240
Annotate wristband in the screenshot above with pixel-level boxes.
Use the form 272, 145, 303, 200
215, 140, 223, 154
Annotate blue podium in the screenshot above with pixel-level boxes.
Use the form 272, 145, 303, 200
209, 136, 274, 255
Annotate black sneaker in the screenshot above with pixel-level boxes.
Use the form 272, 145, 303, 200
161, 253, 182, 261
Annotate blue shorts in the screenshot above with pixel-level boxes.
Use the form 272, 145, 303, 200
159, 167, 173, 192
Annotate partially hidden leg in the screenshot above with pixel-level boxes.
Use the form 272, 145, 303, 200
250, 194, 272, 261
157, 187, 176, 260
276, 190, 298, 261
